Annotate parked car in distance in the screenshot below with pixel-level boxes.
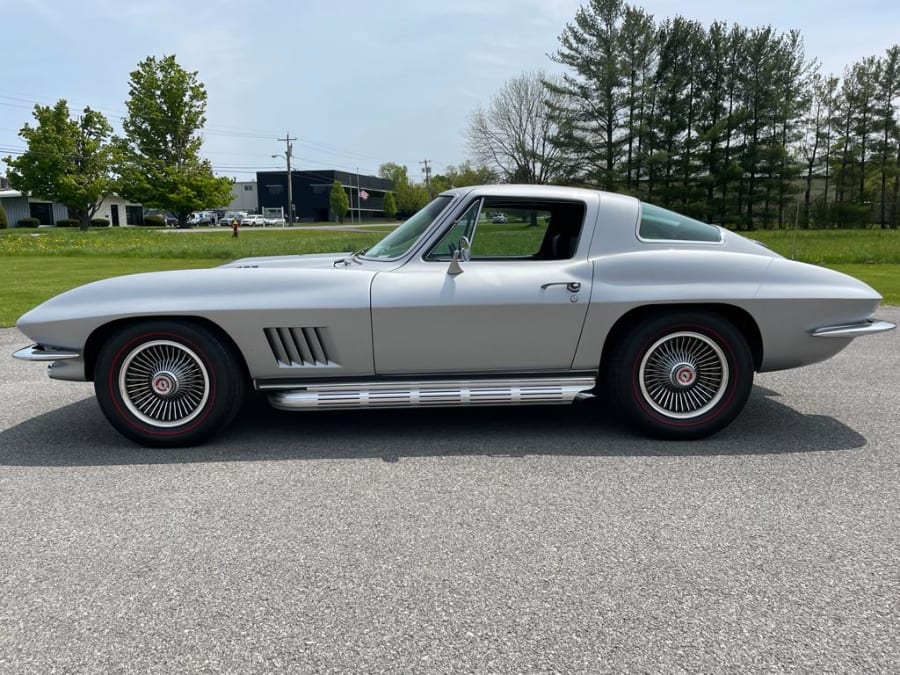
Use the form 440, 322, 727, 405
491, 213, 508, 223
13, 184, 895, 448
187, 211, 218, 226
221, 211, 248, 225
241, 214, 266, 226
264, 215, 285, 225
143, 209, 178, 227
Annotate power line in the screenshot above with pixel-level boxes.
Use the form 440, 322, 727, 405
0, 91, 386, 162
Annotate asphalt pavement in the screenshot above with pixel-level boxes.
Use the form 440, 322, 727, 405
1, 309, 899, 673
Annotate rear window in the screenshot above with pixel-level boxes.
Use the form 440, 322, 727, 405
638, 203, 722, 243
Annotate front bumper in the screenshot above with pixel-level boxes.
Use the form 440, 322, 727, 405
13, 344, 87, 381
13, 344, 81, 361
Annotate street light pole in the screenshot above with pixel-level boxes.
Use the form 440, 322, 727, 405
277, 133, 296, 224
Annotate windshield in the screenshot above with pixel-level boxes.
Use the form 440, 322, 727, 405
363, 196, 453, 260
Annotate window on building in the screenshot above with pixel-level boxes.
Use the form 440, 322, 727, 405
125, 205, 144, 225
29, 202, 54, 224
243, 184, 254, 191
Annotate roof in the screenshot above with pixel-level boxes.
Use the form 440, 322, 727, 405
0, 189, 24, 199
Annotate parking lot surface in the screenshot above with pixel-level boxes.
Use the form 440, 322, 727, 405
1, 309, 898, 672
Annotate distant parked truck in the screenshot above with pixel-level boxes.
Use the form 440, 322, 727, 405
187, 211, 218, 226
221, 211, 248, 225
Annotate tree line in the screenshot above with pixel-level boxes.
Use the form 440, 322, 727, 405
4, 55, 231, 230
467, 0, 900, 229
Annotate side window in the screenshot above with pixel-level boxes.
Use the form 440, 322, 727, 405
639, 203, 722, 242
426, 199, 585, 261
429, 199, 482, 258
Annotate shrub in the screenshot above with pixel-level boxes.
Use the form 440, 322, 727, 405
90, 218, 110, 227
17, 217, 40, 228
142, 215, 166, 227
0, 202, 8, 229
56, 218, 81, 228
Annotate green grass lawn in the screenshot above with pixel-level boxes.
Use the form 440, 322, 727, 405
1, 225, 897, 328
746, 228, 900, 264
1, 257, 222, 326
0, 225, 385, 260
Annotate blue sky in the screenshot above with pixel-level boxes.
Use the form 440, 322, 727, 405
1, 0, 897, 182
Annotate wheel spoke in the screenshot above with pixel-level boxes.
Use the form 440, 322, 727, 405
638, 331, 729, 420
117, 339, 210, 428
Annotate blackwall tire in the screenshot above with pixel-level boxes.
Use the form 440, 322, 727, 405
609, 311, 754, 439
94, 321, 245, 447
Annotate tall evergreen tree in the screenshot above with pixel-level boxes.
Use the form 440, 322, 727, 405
873, 46, 900, 227
329, 181, 349, 222
551, 0, 628, 189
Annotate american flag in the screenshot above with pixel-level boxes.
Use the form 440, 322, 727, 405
359, 189, 369, 201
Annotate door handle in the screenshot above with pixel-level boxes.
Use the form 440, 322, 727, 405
541, 281, 581, 293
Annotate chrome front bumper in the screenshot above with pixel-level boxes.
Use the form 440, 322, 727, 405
811, 319, 896, 338
13, 344, 81, 361
13, 344, 86, 381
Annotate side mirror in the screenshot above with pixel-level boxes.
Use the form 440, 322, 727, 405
459, 236, 472, 261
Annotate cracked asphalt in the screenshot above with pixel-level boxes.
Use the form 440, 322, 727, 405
1, 308, 898, 673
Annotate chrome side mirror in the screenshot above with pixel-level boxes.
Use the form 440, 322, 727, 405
459, 236, 472, 262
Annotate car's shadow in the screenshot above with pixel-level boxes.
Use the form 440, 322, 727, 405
0, 385, 867, 467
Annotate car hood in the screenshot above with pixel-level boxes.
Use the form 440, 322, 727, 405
221, 252, 353, 269
17, 262, 375, 349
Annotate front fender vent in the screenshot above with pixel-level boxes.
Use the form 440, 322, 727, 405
264, 327, 337, 367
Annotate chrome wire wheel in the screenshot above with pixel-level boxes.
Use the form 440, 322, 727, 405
638, 331, 728, 420
117, 339, 210, 428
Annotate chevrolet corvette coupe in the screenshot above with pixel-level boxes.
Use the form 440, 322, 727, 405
14, 185, 895, 447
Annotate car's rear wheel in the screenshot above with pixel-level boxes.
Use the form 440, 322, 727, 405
608, 311, 754, 439
94, 321, 245, 447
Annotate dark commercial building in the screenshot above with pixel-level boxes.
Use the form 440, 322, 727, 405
256, 170, 394, 222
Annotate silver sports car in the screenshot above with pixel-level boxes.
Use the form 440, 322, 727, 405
13, 185, 895, 447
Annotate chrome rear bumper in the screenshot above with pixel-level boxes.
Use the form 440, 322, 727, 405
811, 320, 896, 338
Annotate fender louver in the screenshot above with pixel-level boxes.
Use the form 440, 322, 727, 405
264, 327, 336, 367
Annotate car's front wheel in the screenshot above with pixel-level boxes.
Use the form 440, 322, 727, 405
94, 321, 245, 447
608, 311, 754, 439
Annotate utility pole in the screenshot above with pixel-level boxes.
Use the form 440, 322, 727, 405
277, 133, 296, 224
420, 159, 432, 198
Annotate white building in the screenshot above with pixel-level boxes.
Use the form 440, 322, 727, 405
227, 181, 258, 212
0, 180, 143, 226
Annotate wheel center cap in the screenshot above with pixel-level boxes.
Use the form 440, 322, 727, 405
670, 363, 697, 388
151, 371, 179, 397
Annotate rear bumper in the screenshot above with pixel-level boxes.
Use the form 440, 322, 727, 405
811, 319, 896, 338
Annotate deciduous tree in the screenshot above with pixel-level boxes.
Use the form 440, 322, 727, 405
382, 191, 398, 220
378, 162, 430, 215
116, 55, 232, 226
466, 71, 566, 183
5, 100, 113, 230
